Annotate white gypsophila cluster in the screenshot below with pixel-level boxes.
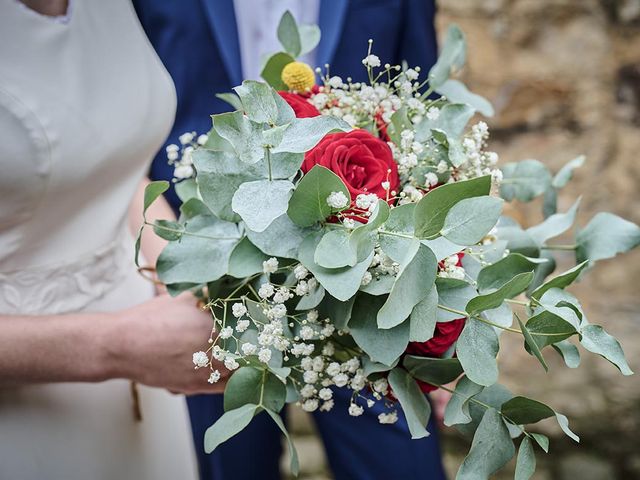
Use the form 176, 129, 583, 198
454, 121, 502, 183
362, 246, 400, 286
438, 253, 466, 280
192, 351, 209, 369
326, 191, 349, 209
262, 257, 279, 274
167, 131, 208, 180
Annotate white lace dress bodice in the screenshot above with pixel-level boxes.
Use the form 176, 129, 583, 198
0, 1, 198, 478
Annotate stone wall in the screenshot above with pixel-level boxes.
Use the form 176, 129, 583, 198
288, 1, 640, 478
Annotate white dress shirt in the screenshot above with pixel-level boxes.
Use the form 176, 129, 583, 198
233, 0, 320, 80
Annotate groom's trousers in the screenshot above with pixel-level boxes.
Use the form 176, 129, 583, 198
187, 387, 447, 480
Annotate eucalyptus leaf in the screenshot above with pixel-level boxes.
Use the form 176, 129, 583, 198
247, 213, 310, 259
576, 212, 640, 264
298, 233, 372, 301
314, 229, 357, 268
436, 278, 477, 322
409, 285, 438, 342
414, 176, 492, 239
403, 355, 463, 386
553, 155, 585, 188
295, 284, 325, 310
517, 314, 548, 371
527, 197, 580, 246
466, 272, 533, 315
500, 159, 552, 202
272, 116, 351, 154
444, 376, 484, 427
317, 294, 355, 330
232, 179, 294, 232
287, 165, 350, 227
580, 324, 633, 375
456, 319, 499, 387
213, 111, 265, 164
500, 396, 555, 425
349, 293, 409, 366
388, 368, 432, 439
152, 220, 184, 241
435, 79, 494, 117
429, 24, 466, 89
157, 215, 241, 285
224, 367, 286, 412
299, 24, 321, 55
265, 410, 299, 476
204, 404, 258, 453
525, 310, 577, 350
531, 261, 588, 300
277, 10, 301, 57
441, 196, 503, 245
477, 253, 542, 293
174, 178, 198, 203
555, 412, 580, 442
261, 52, 295, 90
515, 438, 536, 480
378, 244, 437, 329
228, 237, 270, 278
456, 409, 515, 480
234, 80, 280, 125
216, 92, 243, 111
552, 340, 581, 368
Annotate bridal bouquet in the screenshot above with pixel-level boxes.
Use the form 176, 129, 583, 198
138, 13, 639, 479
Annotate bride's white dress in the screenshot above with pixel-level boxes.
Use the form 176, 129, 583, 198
0, 0, 198, 478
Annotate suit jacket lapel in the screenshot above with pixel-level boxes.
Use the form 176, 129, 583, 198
316, 0, 349, 68
199, 0, 243, 86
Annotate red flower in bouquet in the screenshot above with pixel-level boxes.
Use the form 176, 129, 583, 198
278, 91, 320, 118
405, 318, 466, 393
301, 129, 400, 205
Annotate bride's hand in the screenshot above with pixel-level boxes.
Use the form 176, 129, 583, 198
107, 294, 230, 395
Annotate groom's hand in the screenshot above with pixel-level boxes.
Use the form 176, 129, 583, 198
106, 294, 230, 394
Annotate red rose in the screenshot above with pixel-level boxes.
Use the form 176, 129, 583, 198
301, 129, 400, 204
278, 91, 320, 118
405, 318, 466, 393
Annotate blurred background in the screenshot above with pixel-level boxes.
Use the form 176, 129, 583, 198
287, 0, 640, 478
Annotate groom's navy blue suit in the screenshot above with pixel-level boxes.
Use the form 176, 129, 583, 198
134, 1, 446, 479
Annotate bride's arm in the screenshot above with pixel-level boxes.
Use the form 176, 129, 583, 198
0, 294, 227, 392
128, 177, 176, 267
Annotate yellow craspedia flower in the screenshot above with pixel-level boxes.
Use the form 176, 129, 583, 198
281, 61, 315, 92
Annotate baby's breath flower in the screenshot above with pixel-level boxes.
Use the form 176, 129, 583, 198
319, 388, 333, 400
257, 348, 272, 363
300, 325, 315, 340
326, 191, 349, 209
258, 283, 275, 299
231, 303, 247, 318
348, 403, 364, 417
425, 172, 439, 187
302, 399, 319, 412
236, 319, 250, 333
241, 342, 257, 356
208, 370, 221, 384
378, 411, 399, 424
294, 265, 309, 280
362, 54, 381, 68
219, 326, 233, 339
224, 357, 239, 370
178, 132, 194, 145
192, 351, 209, 369
263, 257, 279, 274
320, 399, 335, 412
361, 271, 373, 286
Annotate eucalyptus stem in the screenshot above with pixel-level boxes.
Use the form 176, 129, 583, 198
541, 244, 577, 251
265, 147, 273, 181
378, 230, 415, 240
146, 221, 240, 241
436, 304, 575, 337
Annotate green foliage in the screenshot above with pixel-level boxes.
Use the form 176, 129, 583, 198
156, 215, 240, 286
228, 237, 270, 278
429, 24, 466, 89
298, 233, 373, 301
409, 285, 438, 342
500, 159, 552, 202
576, 212, 640, 264
261, 52, 295, 90
273, 116, 351, 153
466, 272, 533, 315
246, 213, 310, 259
527, 197, 580, 245
435, 79, 494, 117
287, 165, 350, 227
531, 261, 588, 300
403, 355, 464, 386
441, 196, 503, 245
232, 179, 294, 232
456, 319, 499, 387
204, 404, 258, 453
135, 181, 170, 266
277, 11, 302, 57
224, 367, 286, 412
580, 324, 633, 375
476, 253, 542, 293
500, 396, 555, 424
388, 368, 432, 439
515, 438, 536, 480
444, 376, 484, 427
265, 410, 299, 476
377, 244, 437, 329
213, 111, 265, 164
456, 409, 515, 480
414, 176, 492, 239
349, 294, 409, 366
